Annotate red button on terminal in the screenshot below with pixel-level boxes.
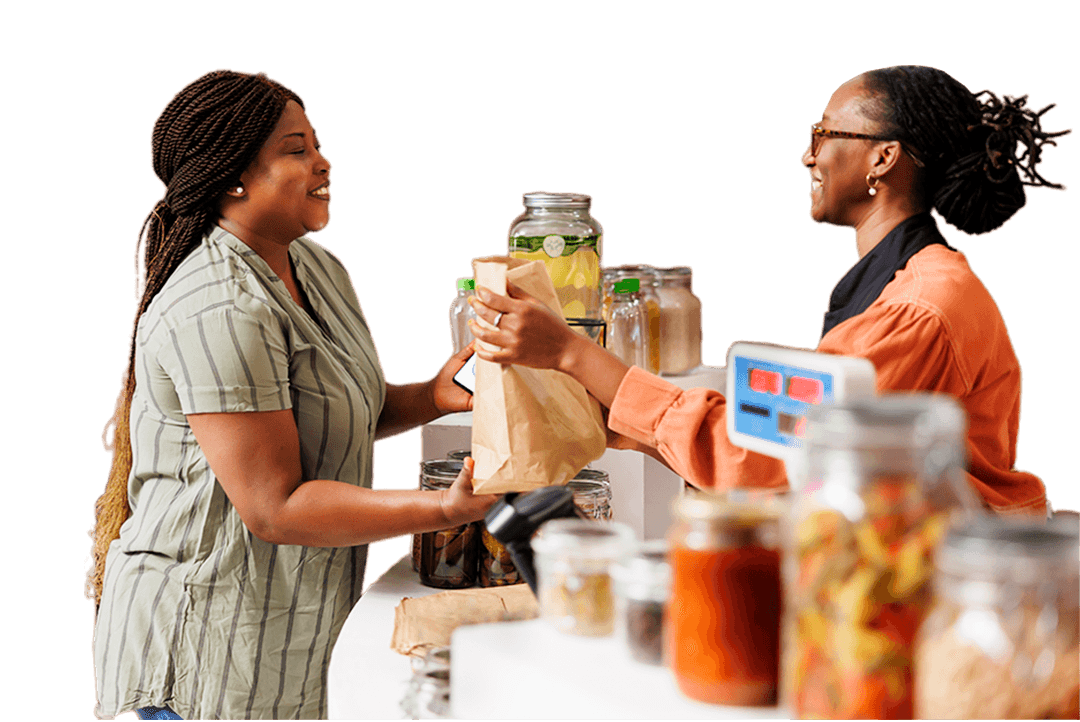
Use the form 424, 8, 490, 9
749, 368, 782, 395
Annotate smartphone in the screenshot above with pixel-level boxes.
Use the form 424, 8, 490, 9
452, 352, 477, 395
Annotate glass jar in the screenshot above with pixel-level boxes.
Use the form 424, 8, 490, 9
401, 646, 452, 719
417, 460, 479, 589
531, 519, 634, 637
508, 192, 603, 321
784, 395, 971, 719
655, 266, 702, 375
612, 539, 670, 666
668, 490, 782, 706
569, 468, 613, 520
446, 449, 471, 462
607, 278, 648, 369
477, 521, 523, 588
603, 265, 661, 373
449, 277, 476, 354
914, 518, 1080, 719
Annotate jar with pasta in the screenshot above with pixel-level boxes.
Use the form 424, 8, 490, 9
784, 394, 974, 719
531, 519, 634, 637
509, 192, 602, 323
655, 266, 701, 375
915, 517, 1079, 719
669, 490, 782, 706
417, 460, 479, 589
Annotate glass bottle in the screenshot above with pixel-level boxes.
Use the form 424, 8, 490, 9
668, 490, 783, 706
603, 265, 661, 374
607, 278, 648, 369
655, 266, 702, 375
914, 517, 1079, 719
784, 394, 973, 720
417, 460, 479, 589
449, 277, 476, 354
508, 192, 603, 321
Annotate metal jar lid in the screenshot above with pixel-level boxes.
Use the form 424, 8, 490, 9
937, 516, 1080, 582
804, 394, 967, 451
531, 519, 634, 561
420, 460, 463, 489
522, 192, 592, 209
671, 491, 780, 548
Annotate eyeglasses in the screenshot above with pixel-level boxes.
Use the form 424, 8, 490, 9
809, 123, 925, 167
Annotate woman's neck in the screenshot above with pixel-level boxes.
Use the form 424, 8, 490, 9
853, 199, 927, 259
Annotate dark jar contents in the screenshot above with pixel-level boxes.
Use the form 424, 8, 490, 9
477, 523, 522, 587
613, 539, 670, 666
417, 460, 479, 589
668, 492, 781, 706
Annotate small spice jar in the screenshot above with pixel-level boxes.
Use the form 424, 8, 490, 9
668, 490, 782, 706
401, 646, 452, 719
655, 266, 702, 375
508, 192, 603, 321
531, 519, 634, 637
417, 460, 479, 589
914, 517, 1080, 719
569, 469, 613, 520
612, 539, 671, 666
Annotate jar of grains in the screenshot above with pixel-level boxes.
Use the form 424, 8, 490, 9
612, 539, 671, 666
655, 266, 702, 375
531, 519, 634, 637
508, 192, 603, 322
784, 395, 973, 719
668, 490, 783, 706
568, 468, 613, 520
914, 517, 1079, 719
417, 460, 479, 589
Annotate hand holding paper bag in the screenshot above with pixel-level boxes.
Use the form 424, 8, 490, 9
470, 256, 606, 494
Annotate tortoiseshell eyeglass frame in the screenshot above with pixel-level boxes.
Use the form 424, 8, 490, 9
810, 123, 925, 167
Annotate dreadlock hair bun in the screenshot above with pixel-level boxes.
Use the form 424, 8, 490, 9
861, 65, 1069, 235
89, 70, 304, 610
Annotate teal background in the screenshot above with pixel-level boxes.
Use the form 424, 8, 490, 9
3, 3, 1074, 718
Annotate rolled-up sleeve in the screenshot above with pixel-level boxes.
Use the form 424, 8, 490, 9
608, 366, 787, 491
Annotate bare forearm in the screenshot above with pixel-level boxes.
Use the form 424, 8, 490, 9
558, 334, 632, 408
376, 382, 440, 439
262, 479, 452, 547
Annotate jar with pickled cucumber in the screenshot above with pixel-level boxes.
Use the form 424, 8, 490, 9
784, 394, 976, 719
509, 192, 602, 322
416, 460, 479, 589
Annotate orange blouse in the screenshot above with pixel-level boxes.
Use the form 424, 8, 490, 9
607, 244, 1047, 516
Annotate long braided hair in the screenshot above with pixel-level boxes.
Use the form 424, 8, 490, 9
860, 65, 1069, 234
88, 71, 303, 608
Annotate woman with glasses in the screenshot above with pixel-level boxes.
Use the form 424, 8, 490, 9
467, 65, 1067, 516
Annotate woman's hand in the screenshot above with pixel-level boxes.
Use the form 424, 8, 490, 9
467, 282, 580, 372
430, 343, 475, 415
439, 457, 500, 525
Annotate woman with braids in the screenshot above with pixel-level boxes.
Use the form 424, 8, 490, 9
90, 70, 497, 720
467, 65, 1068, 515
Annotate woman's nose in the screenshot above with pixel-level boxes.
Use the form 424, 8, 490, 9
801, 144, 815, 167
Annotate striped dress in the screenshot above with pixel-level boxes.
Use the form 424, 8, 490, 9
93, 227, 386, 719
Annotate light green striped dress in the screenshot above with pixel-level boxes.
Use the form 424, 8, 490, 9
94, 227, 385, 719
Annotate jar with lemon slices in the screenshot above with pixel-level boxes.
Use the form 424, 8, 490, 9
509, 192, 603, 329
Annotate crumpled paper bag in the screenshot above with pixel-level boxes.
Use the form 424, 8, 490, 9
470, 256, 607, 494
390, 584, 540, 657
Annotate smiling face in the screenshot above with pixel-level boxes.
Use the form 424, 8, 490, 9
802, 77, 882, 227
226, 100, 331, 246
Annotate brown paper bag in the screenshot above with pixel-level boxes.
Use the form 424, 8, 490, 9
390, 584, 540, 657
470, 256, 606, 494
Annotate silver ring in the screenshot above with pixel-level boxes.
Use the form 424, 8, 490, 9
492, 312, 504, 328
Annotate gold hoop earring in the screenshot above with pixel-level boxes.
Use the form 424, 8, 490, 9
866, 174, 880, 197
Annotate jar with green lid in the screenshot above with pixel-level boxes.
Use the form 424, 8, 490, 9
449, 277, 476, 354
655, 266, 702, 375
509, 192, 602, 321
568, 468, 613, 520
603, 265, 661, 373
416, 460, 479, 589
915, 517, 1079, 719
608, 278, 648, 369
785, 394, 975, 719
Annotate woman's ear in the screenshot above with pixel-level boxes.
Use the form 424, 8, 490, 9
873, 140, 904, 174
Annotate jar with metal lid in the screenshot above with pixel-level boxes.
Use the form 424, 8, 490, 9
655, 266, 702, 375
668, 490, 782, 706
449, 277, 476, 354
603, 265, 661, 373
416, 460, 478, 589
508, 192, 603, 321
568, 468, 613, 520
784, 394, 974, 720
612, 539, 671, 666
914, 517, 1079, 719
401, 646, 452, 719
607, 278, 648, 369
531, 519, 634, 637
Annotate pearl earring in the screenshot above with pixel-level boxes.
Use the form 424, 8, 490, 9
866, 174, 879, 197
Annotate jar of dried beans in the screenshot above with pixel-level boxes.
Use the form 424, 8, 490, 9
612, 539, 670, 666
668, 490, 783, 706
784, 395, 974, 719
417, 460, 479, 589
914, 517, 1079, 719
